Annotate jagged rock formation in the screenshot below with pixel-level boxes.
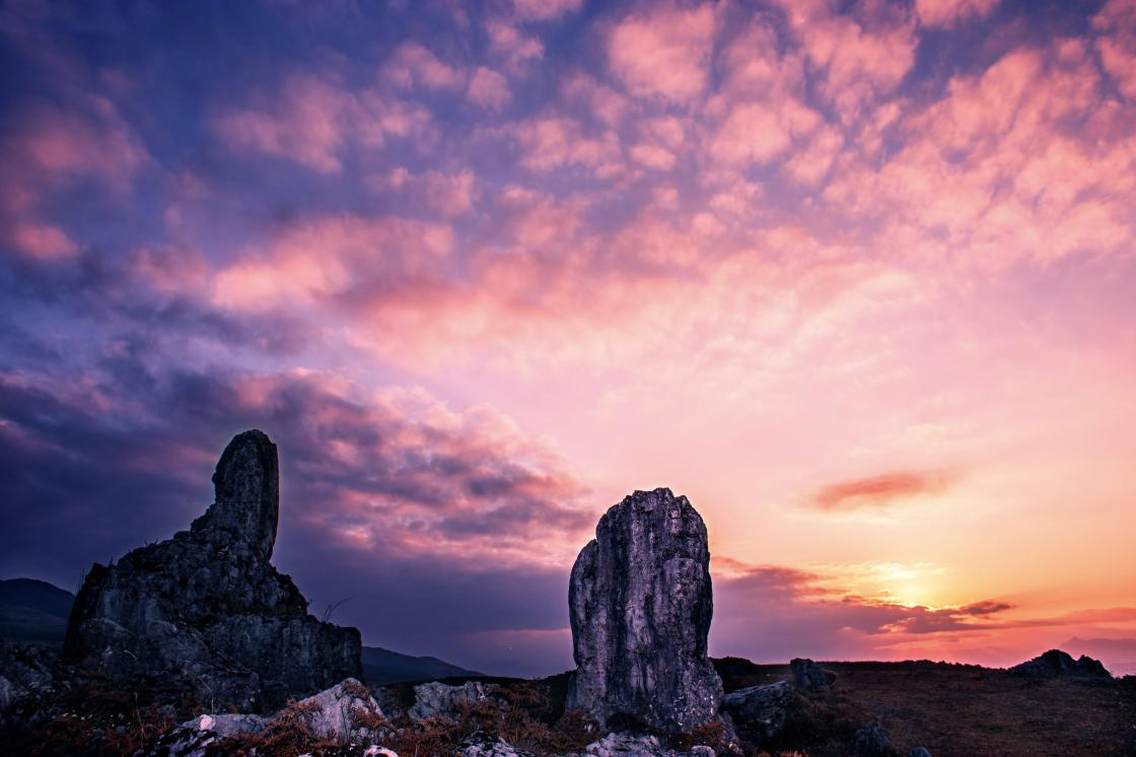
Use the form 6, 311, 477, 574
63, 430, 362, 711
1009, 649, 1111, 678
567, 488, 723, 734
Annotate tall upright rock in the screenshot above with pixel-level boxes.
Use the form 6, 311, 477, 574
567, 487, 723, 733
64, 430, 361, 711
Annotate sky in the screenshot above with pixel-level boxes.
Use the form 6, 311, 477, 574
1, 0, 1135, 678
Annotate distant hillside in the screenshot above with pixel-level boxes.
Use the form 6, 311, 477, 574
0, 578, 75, 645
362, 645, 482, 685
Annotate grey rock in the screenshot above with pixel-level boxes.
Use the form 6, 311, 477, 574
180, 712, 268, 738
790, 657, 835, 691
409, 680, 498, 721
64, 430, 362, 711
852, 722, 898, 757
145, 724, 222, 757
576, 732, 715, 756
1008, 649, 1111, 678
909, 748, 932, 757
568, 488, 723, 734
458, 733, 533, 756
291, 677, 384, 743
720, 681, 791, 746
0, 641, 57, 714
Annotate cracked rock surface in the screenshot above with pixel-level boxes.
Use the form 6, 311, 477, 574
568, 488, 723, 734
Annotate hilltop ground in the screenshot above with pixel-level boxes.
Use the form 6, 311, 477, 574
3, 650, 1133, 756
715, 657, 1136, 756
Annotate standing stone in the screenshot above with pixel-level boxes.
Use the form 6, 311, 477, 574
567, 488, 723, 734
63, 430, 362, 711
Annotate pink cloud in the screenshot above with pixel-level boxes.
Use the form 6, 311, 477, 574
375, 168, 477, 217
0, 98, 147, 260
775, 0, 917, 122
212, 215, 454, 311
1094, 0, 1136, 100
810, 469, 957, 511
607, 3, 715, 103
561, 72, 629, 126
916, 0, 1000, 28
513, 0, 583, 22
467, 66, 511, 109
8, 221, 77, 260
212, 73, 431, 173
710, 100, 821, 166
510, 116, 622, 175
486, 19, 544, 74
383, 42, 464, 91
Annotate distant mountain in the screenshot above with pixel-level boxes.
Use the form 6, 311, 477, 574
0, 578, 75, 645
362, 645, 483, 685
1062, 636, 1136, 677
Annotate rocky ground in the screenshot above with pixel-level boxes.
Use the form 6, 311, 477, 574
2, 649, 1133, 756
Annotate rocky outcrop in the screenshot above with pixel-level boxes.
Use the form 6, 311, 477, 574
790, 658, 835, 691
63, 430, 362, 711
719, 681, 791, 746
409, 680, 498, 721
567, 488, 723, 734
1009, 649, 1111, 678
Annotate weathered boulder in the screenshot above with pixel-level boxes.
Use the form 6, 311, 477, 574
567, 488, 723, 734
409, 680, 499, 721
0, 641, 57, 714
719, 681, 791, 746
577, 732, 716, 756
459, 732, 533, 756
790, 658, 835, 691
290, 677, 384, 742
1009, 649, 1111, 679
180, 713, 268, 740
851, 722, 898, 757
63, 430, 362, 711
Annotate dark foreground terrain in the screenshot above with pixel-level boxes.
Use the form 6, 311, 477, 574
716, 657, 1136, 756
3, 650, 1132, 756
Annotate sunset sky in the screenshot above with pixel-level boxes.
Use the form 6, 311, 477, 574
2, 0, 1135, 678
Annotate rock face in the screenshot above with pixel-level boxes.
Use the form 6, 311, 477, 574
1009, 649, 1111, 678
63, 430, 362, 711
567, 488, 723, 734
